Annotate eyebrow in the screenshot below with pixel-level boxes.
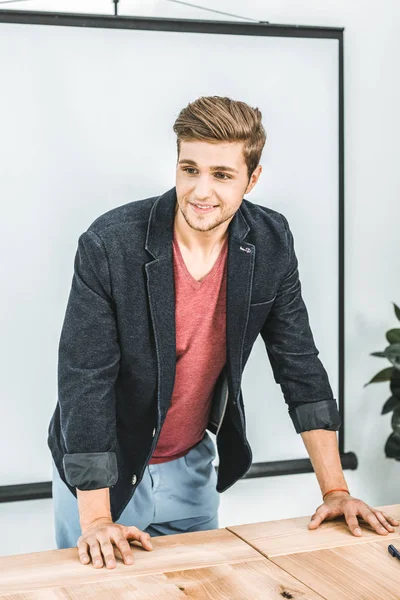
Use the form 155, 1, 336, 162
178, 159, 239, 174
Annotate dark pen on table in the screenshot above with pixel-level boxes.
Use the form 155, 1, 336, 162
388, 544, 400, 561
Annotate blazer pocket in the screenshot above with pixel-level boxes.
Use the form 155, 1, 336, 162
244, 295, 276, 350
249, 294, 277, 308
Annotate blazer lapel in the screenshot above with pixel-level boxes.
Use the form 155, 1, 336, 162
144, 188, 177, 421
226, 207, 255, 398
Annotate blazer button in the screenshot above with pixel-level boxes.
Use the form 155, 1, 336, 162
131, 474, 137, 485
152, 428, 156, 437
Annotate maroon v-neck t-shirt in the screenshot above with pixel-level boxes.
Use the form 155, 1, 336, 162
149, 234, 228, 464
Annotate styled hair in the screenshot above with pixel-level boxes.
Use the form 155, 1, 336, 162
173, 96, 267, 180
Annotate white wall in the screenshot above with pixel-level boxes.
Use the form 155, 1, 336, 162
1, 0, 399, 556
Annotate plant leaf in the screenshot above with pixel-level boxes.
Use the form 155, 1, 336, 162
382, 396, 400, 415
394, 303, 400, 322
385, 343, 400, 371
392, 408, 400, 431
386, 329, 400, 344
390, 368, 400, 397
370, 351, 386, 357
385, 431, 400, 460
364, 367, 394, 386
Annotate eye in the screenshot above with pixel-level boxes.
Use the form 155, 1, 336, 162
182, 167, 198, 175
214, 172, 231, 180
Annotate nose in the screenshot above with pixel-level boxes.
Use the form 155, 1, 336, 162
194, 176, 213, 201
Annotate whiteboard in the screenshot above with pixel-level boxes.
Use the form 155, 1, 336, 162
0, 16, 339, 485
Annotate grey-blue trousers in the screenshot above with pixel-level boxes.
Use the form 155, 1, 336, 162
52, 432, 220, 549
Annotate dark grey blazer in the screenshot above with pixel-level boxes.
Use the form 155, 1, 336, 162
47, 187, 341, 521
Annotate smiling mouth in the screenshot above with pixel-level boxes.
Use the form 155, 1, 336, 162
190, 203, 218, 213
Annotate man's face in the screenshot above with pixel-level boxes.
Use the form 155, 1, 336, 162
175, 139, 261, 233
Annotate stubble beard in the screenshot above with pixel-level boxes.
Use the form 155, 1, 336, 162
178, 201, 234, 233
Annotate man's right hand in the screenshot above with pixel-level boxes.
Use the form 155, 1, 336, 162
77, 517, 153, 569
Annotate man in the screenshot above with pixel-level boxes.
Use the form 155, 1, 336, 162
48, 96, 399, 570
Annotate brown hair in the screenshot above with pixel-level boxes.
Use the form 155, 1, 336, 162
173, 96, 267, 180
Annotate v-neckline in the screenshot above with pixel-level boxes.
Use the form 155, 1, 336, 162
173, 234, 228, 290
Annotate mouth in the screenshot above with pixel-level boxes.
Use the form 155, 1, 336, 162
189, 202, 218, 214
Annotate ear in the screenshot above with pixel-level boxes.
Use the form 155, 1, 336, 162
245, 164, 262, 194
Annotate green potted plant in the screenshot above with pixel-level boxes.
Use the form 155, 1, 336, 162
364, 302, 400, 460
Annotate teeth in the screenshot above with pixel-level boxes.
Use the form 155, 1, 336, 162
195, 205, 213, 208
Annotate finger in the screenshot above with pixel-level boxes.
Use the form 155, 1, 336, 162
87, 540, 104, 568
111, 534, 135, 565
381, 512, 400, 527
98, 538, 118, 570
372, 511, 395, 534
77, 538, 91, 565
309, 507, 329, 529
125, 526, 153, 550
139, 531, 153, 551
361, 508, 389, 535
345, 512, 362, 536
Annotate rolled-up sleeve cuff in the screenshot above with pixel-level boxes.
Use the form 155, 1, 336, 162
63, 451, 118, 490
290, 399, 342, 434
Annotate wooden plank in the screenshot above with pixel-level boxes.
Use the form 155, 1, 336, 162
0, 528, 261, 594
227, 503, 400, 557
271, 538, 400, 600
0, 559, 325, 599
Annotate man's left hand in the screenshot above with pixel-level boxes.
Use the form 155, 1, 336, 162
308, 492, 400, 536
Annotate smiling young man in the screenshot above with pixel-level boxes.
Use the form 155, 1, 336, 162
48, 96, 399, 570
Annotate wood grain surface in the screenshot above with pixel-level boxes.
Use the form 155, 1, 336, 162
0, 529, 257, 594
0, 559, 325, 599
227, 504, 400, 557
272, 538, 400, 600
0, 527, 322, 598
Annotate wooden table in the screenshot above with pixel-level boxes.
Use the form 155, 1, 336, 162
1, 504, 400, 599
